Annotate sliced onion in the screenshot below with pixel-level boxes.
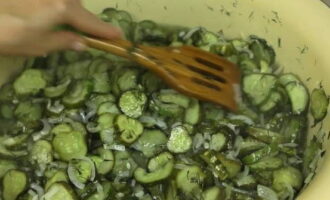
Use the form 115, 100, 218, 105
222, 183, 252, 195
67, 162, 85, 189
257, 185, 279, 200
67, 157, 96, 189
183, 27, 202, 40
104, 144, 126, 151
86, 122, 100, 133
233, 83, 242, 104
228, 114, 254, 125
85, 109, 97, 122
96, 182, 105, 200
47, 100, 64, 114
79, 109, 88, 123
30, 183, 45, 198
48, 116, 64, 124
32, 119, 51, 141
28, 190, 38, 200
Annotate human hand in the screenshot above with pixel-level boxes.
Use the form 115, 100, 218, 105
0, 0, 121, 56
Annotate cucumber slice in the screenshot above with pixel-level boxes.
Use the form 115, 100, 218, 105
202, 187, 223, 200
64, 60, 92, 80
184, 99, 201, 125
134, 152, 174, 184
2, 170, 27, 200
97, 101, 121, 115
310, 88, 329, 123
44, 183, 77, 200
150, 98, 184, 118
243, 74, 277, 105
246, 127, 284, 144
97, 113, 116, 130
249, 36, 275, 65
62, 80, 93, 108
44, 77, 71, 98
279, 73, 300, 86
14, 101, 42, 128
176, 165, 205, 196
0, 103, 15, 119
158, 89, 191, 108
115, 115, 144, 144
141, 71, 163, 93
111, 68, 139, 95
167, 126, 192, 153
91, 147, 114, 175
91, 72, 111, 94
242, 146, 277, 164
239, 138, 266, 156
0, 84, 15, 102
86, 94, 116, 110
210, 133, 227, 151
249, 157, 283, 171
102, 8, 133, 22
119, 90, 147, 119
133, 129, 168, 158
259, 91, 282, 112
272, 167, 303, 192
0, 160, 16, 179
285, 82, 309, 114
13, 69, 47, 96
111, 151, 137, 178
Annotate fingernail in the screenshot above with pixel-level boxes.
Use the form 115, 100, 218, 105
72, 41, 87, 51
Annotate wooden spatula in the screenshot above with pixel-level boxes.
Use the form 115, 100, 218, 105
84, 37, 241, 111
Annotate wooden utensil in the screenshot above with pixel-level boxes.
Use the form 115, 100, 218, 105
84, 37, 241, 111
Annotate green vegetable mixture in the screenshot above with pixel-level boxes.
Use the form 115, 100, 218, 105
0, 8, 328, 200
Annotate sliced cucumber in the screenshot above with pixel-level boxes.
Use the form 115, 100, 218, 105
44, 183, 77, 200
246, 127, 284, 144
97, 113, 116, 130
184, 99, 201, 125
249, 157, 283, 171
119, 90, 147, 118
13, 69, 47, 96
133, 129, 168, 158
259, 91, 282, 112
278, 73, 300, 86
243, 74, 277, 105
167, 126, 192, 153
91, 72, 111, 94
176, 165, 205, 196
115, 115, 144, 144
158, 89, 191, 108
210, 133, 227, 152
285, 82, 309, 114
62, 80, 93, 108
97, 101, 121, 115
44, 77, 71, 98
310, 88, 329, 123
134, 152, 174, 184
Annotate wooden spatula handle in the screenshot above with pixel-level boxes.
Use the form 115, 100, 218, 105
84, 36, 136, 59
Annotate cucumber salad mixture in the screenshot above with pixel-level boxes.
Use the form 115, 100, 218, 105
0, 8, 329, 200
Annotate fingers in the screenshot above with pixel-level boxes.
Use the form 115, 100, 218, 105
66, 5, 122, 39
41, 31, 86, 53
20, 31, 86, 56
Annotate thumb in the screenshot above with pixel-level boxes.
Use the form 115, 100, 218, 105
41, 31, 86, 53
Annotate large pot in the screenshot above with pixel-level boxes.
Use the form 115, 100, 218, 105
0, 0, 329, 199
